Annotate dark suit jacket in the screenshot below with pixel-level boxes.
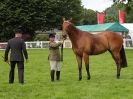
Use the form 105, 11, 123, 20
4, 37, 28, 61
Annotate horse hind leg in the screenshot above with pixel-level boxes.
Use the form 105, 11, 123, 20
110, 50, 121, 79
76, 55, 82, 81
83, 53, 90, 80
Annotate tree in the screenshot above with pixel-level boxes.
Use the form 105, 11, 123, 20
0, 0, 82, 41
104, 3, 122, 23
80, 8, 97, 25
112, 0, 132, 12
105, 0, 133, 23
124, 0, 133, 22
0, 0, 48, 41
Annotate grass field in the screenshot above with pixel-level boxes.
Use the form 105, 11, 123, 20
0, 49, 133, 99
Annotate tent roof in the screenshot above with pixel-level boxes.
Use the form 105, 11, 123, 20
76, 22, 129, 32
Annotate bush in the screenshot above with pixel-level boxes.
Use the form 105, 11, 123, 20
34, 34, 49, 41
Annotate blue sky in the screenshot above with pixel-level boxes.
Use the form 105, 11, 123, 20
81, 0, 114, 12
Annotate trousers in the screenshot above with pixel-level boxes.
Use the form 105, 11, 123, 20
9, 61, 24, 83
50, 61, 60, 71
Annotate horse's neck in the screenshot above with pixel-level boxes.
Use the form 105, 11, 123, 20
68, 25, 80, 46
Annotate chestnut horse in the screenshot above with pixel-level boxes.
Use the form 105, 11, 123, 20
62, 19, 127, 80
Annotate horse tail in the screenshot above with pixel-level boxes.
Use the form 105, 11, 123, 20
120, 45, 127, 68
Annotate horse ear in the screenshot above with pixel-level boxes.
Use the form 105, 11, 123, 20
63, 17, 66, 21
69, 18, 73, 23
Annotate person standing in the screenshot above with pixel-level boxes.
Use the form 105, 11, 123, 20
4, 29, 28, 84
124, 32, 133, 47
48, 33, 63, 81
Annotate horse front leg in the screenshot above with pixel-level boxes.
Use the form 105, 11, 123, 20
83, 53, 90, 80
76, 55, 82, 81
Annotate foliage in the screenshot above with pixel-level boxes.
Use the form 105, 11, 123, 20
124, 1, 133, 22
116, 0, 133, 23
104, 0, 133, 23
104, 15, 119, 23
0, 49, 133, 99
0, 0, 82, 41
80, 8, 97, 25
33, 34, 49, 41
104, 3, 122, 23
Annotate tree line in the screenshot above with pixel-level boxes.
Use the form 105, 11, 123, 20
0, 0, 132, 41
0, 0, 83, 41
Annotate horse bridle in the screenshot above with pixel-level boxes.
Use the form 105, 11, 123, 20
63, 21, 72, 35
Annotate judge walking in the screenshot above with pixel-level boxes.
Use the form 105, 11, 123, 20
4, 29, 28, 84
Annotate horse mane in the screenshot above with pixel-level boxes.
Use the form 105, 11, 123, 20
64, 21, 81, 34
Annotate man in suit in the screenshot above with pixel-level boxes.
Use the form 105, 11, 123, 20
4, 29, 28, 84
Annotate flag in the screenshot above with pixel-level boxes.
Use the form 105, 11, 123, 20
119, 10, 124, 24
97, 13, 104, 24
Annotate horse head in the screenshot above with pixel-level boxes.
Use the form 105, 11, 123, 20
62, 18, 73, 40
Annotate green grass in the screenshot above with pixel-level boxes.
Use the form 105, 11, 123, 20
0, 49, 133, 99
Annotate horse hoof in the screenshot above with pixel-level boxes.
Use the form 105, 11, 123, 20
87, 77, 91, 80
116, 76, 120, 79
79, 77, 82, 81
88, 78, 91, 80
